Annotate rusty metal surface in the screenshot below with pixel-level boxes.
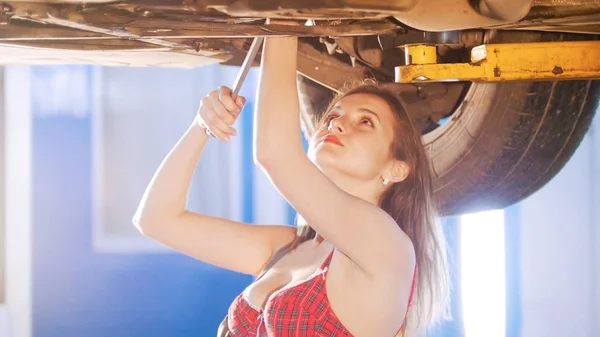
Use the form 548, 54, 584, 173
0, 43, 225, 67
393, 0, 534, 32
0, 0, 599, 68
507, 0, 600, 31
0, 0, 398, 66
528, 1, 600, 21
492, 0, 600, 33
494, 13, 600, 34
474, 0, 535, 21
201, 0, 419, 19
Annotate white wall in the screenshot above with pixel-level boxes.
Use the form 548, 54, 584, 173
519, 112, 600, 337
593, 111, 600, 337
3, 66, 32, 337
0, 304, 11, 337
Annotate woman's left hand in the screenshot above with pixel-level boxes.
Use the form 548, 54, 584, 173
196, 86, 245, 142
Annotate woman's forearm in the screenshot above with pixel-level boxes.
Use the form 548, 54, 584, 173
133, 121, 210, 230
254, 37, 304, 164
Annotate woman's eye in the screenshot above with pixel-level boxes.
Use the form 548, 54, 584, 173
325, 114, 337, 123
361, 117, 373, 126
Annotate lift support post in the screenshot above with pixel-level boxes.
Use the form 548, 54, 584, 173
396, 40, 600, 83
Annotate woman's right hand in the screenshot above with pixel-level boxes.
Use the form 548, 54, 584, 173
196, 86, 246, 142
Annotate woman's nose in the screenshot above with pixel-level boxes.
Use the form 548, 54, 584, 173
328, 117, 345, 133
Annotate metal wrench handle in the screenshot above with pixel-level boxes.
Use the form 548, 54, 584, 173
205, 37, 264, 138
232, 37, 265, 99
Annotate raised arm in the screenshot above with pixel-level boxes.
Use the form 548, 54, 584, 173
253, 37, 413, 276
134, 86, 296, 275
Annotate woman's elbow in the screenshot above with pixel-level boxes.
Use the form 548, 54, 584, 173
132, 209, 148, 234
253, 147, 277, 170
254, 143, 299, 169
132, 207, 159, 236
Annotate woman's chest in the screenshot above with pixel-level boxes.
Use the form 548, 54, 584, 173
244, 245, 331, 310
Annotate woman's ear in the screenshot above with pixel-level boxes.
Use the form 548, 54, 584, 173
387, 160, 410, 184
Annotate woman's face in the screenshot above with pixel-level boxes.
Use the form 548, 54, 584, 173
308, 93, 398, 185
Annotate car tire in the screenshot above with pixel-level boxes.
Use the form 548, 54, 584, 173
297, 31, 600, 216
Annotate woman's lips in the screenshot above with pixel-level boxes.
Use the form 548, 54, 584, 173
323, 134, 343, 146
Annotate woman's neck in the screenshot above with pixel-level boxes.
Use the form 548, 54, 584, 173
330, 174, 382, 206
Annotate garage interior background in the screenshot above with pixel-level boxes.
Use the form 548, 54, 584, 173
0, 63, 599, 337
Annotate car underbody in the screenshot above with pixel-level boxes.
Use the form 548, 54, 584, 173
1, 0, 600, 70
2, 0, 600, 214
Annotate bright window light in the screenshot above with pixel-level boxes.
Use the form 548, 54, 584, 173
460, 209, 506, 337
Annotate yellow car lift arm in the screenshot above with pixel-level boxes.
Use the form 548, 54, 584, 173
396, 40, 600, 83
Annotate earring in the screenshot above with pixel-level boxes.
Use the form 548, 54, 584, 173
382, 177, 389, 185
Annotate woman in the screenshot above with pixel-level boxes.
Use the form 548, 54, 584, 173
133, 35, 449, 336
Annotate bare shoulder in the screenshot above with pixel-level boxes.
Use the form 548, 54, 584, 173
334, 223, 415, 279
326, 229, 416, 336
391, 227, 416, 273
363, 213, 417, 277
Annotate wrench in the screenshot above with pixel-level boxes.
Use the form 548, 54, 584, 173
232, 37, 265, 99
206, 36, 264, 138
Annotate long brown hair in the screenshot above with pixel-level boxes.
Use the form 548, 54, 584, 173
297, 79, 450, 335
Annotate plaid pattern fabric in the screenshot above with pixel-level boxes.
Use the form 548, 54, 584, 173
227, 250, 416, 337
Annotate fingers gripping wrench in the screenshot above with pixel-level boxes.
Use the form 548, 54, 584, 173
206, 37, 264, 138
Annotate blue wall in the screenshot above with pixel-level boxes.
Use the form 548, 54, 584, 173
31, 65, 252, 337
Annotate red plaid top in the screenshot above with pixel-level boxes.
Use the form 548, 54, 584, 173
227, 250, 417, 336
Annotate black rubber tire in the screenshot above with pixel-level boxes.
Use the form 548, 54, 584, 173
298, 31, 600, 216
